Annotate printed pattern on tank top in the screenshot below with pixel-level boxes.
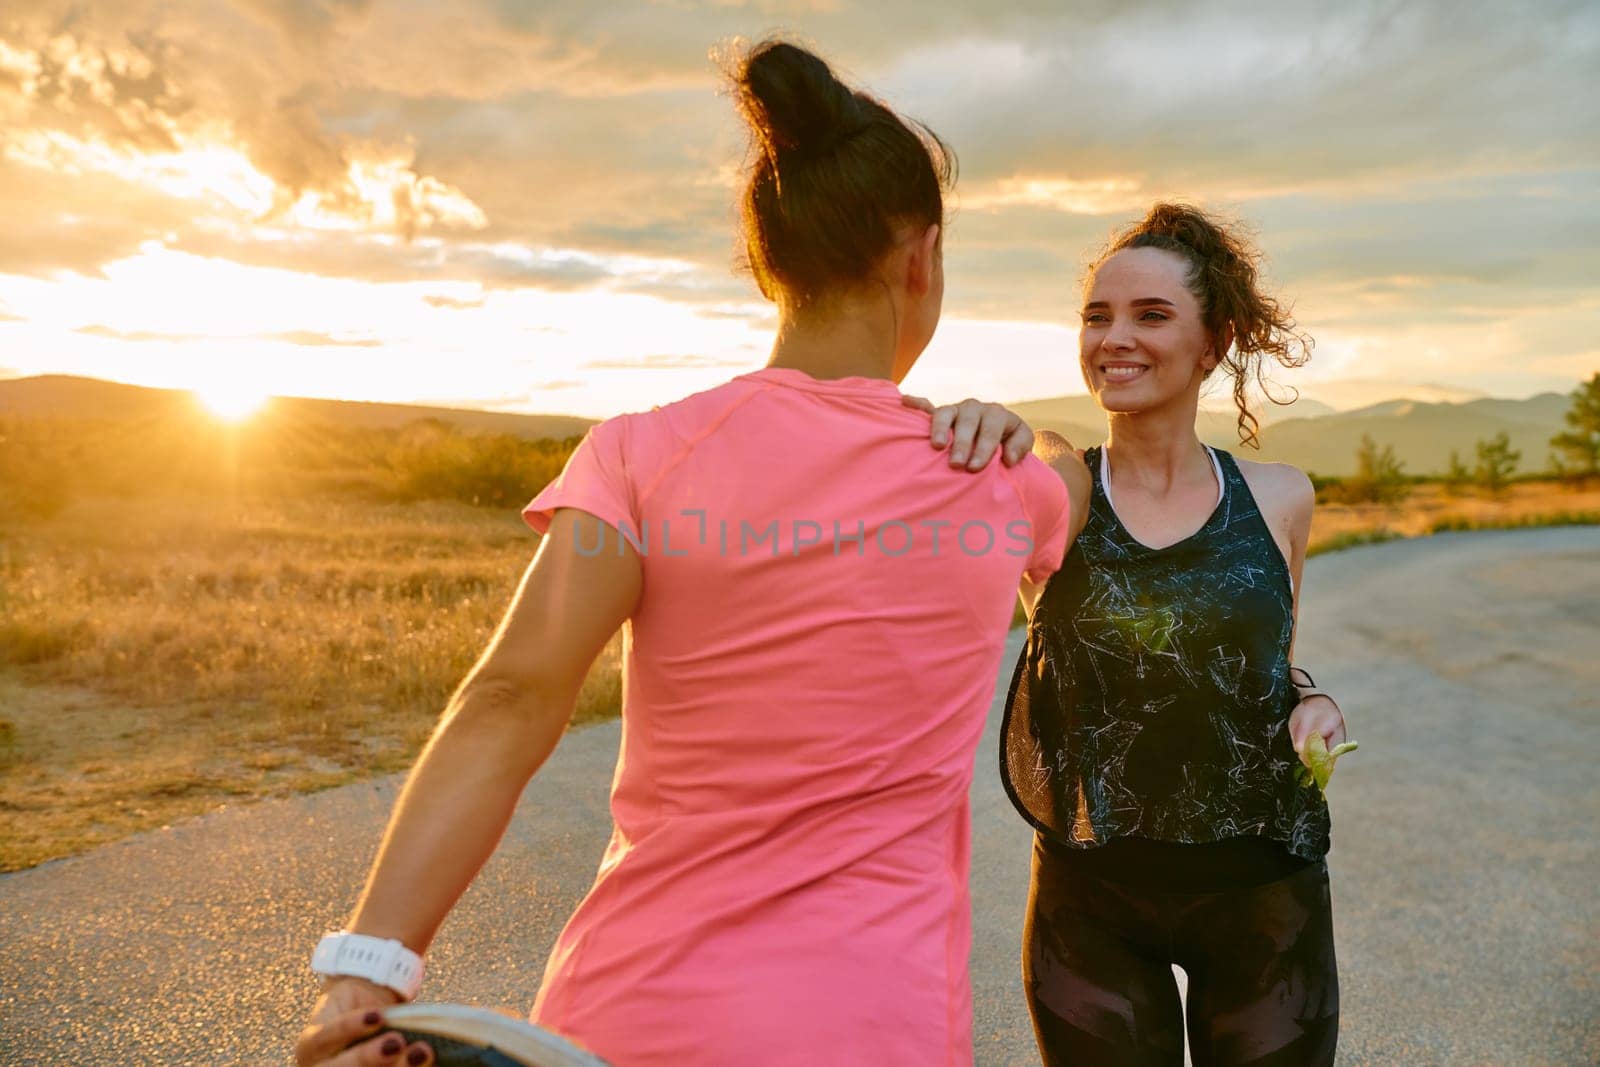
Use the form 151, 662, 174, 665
1000, 446, 1331, 862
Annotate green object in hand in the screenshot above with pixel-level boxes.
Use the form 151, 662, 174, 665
1295, 733, 1358, 792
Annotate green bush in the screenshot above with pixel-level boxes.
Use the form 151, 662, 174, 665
0, 619, 95, 665
1443, 450, 1472, 497
1323, 435, 1409, 505
1550, 372, 1600, 481
1474, 432, 1521, 496
387, 420, 580, 508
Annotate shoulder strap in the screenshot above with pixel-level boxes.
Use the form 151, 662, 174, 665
1211, 447, 1247, 498
1211, 447, 1298, 593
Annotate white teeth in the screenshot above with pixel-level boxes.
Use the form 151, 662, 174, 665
1103, 366, 1146, 380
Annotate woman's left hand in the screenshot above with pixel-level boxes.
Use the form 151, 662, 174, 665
902, 395, 1035, 469
1288, 694, 1347, 763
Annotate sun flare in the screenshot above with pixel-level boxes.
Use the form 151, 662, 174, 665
196, 382, 269, 421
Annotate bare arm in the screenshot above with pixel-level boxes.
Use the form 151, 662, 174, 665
1282, 466, 1315, 662
1234, 459, 1315, 656
337, 508, 640, 959
1018, 430, 1092, 618
1271, 466, 1348, 753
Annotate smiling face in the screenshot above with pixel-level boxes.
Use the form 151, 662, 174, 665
1079, 246, 1219, 416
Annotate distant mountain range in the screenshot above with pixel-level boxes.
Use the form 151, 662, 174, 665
0, 373, 1579, 477
1008, 390, 1573, 476
0, 374, 595, 442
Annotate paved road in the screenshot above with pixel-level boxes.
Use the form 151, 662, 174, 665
2, 527, 1597, 1065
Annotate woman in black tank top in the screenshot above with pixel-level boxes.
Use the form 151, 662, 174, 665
1004, 204, 1351, 1066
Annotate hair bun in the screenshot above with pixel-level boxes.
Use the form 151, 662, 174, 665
1139, 202, 1224, 259
737, 40, 865, 157
721, 36, 953, 308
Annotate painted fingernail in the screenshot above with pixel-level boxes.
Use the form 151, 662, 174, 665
407, 1048, 429, 1065
364, 1011, 382, 1026
381, 1035, 403, 1056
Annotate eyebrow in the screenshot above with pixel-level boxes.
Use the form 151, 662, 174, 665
1082, 298, 1178, 311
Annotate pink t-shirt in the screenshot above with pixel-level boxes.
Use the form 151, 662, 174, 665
521, 366, 1070, 1066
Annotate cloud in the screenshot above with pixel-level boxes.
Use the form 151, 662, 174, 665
694, 304, 775, 324
75, 323, 383, 346
423, 293, 486, 310
76, 324, 190, 341
230, 0, 375, 44
264, 329, 382, 346
2, 0, 1596, 408
582, 353, 749, 370
936, 165, 1600, 326
410, 379, 600, 413
1, 5, 489, 254
12, 0, 1589, 302
0, 155, 197, 277
879, 2, 1600, 187
169, 226, 616, 290
2, 24, 188, 154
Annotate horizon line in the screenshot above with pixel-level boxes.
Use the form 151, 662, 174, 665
0, 369, 1582, 425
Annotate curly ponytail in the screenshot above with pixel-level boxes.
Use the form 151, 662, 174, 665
1090, 203, 1313, 448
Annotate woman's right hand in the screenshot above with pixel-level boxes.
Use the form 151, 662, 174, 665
902, 394, 1035, 468
294, 977, 432, 1066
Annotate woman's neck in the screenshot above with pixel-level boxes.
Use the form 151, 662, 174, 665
1103, 402, 1210, 494
765, 295, 898, 381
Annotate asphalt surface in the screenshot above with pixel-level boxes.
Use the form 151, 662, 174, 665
1, 526, 1597, 1065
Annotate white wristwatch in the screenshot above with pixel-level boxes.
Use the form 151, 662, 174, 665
311, 931, 425, 1001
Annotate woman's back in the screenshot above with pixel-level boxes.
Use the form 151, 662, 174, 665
522, 366, 1069, 1065
290, 38, 1082, 1067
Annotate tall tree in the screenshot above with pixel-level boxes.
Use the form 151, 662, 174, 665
1444, 450, 1471, 497
1475, 431, 1521, 495
1345, 434, 1408, 504
1550, 372, 1600, 479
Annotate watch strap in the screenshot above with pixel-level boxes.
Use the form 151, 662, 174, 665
312, 931, 424, 1001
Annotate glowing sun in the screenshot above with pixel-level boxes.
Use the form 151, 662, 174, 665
196, 381, 269, 421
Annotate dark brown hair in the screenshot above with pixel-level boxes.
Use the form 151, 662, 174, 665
1090, 202, 1313, 448
725, 39, 955, 309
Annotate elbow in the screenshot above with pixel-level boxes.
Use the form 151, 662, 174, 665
456, 671, 546, 713
444, 672, 573, 763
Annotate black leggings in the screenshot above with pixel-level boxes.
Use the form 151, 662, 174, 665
1023, 836, 1339, 1066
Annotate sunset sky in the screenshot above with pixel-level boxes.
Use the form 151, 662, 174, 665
1, 0, 1595, 419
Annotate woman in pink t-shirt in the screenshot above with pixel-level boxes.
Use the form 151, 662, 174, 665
296, 39, 1088, 1067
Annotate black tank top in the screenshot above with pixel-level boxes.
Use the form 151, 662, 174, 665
1001, 444, 1331, 881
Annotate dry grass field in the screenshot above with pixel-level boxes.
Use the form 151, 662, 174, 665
1309, 479, 1600, 555
0, 492, 620, 872
1, 478, 1595, 872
